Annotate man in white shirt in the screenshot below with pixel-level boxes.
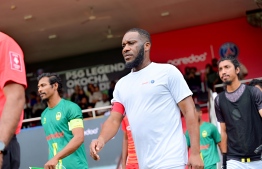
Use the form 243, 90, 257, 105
89, 28, 203, 169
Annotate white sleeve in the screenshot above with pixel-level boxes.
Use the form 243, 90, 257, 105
111, 80, 122, 104
167, 65, 193, 103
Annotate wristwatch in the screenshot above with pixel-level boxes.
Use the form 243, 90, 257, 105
0, 141, 5, 154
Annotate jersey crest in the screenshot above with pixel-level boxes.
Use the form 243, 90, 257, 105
202, 130, 207, 138
56, 112, 62, 120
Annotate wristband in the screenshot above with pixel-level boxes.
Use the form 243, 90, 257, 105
222, 153, 227, 169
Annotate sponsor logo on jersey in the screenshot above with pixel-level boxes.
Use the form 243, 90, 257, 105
9, 51, 23, 72
56, 112, 62, 120
142, 80, 155, 85
202, 130, 207, 138
43, 117, 46, 124
219, 42, 239, 58
126, 126, 131, 131
46, 132, 64, 141
200, 144, 210, 150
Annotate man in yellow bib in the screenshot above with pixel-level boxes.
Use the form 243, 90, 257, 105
37, 73, 88, 169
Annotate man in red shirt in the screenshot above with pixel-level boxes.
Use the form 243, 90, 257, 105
122, 116, 139, 169
0, 32, 27, 169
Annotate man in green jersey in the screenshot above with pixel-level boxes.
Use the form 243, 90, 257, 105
37, 73, 88, 169
185, 104, 221, 169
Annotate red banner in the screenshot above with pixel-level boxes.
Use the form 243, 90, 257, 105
151, 17, 262, 79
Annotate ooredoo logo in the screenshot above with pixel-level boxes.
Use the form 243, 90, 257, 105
167, 52, 207, 66
84, 128, 99, 136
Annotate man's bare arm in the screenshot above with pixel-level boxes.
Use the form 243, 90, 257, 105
178, 96, 199, 155
178, 96, 203, 168
220, 123, 227, 153
0, 83, 25, 145
90, 111, 123, 160
54, 127, 84, 160
44, 127, 85, 168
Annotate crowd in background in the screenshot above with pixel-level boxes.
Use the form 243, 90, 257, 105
22, 57, 249, 128
23, 81, 116, 128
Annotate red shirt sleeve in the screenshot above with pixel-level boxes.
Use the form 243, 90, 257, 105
0, 33, 27, 89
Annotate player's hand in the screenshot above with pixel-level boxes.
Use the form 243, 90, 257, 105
44, 158, 58, 169
89, 138, 105, 161
0, 153, 3, 168
187, 153, 204, 169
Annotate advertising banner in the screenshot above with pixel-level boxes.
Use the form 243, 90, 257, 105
151, 17, 262, 79
17, 116, 123, 169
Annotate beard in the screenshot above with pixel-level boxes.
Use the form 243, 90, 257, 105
40, 93, 49, 103
223, 80, 232, 85
125, 46, 144, 69
41, 97, 49, 104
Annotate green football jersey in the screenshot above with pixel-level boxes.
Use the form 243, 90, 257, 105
185, 122, 221, 168
41, 99, 88, 169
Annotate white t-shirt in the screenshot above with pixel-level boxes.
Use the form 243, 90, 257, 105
112, 62, 192, 169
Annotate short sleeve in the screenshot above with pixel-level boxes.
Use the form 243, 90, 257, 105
67, 102, 83, 121
0, 34, 27, 89
111, 80, 125, 115
215, 95, 225, 122
111, 80, 121, 104
250, 86, 262, 111
185, 131, 190, 147
211, 123, 221, 143
167, 65, 192, 103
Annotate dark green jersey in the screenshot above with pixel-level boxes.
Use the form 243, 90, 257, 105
41, 99, 88, 169
185, 122, 221, 168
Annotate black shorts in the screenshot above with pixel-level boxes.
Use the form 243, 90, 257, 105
2, 135, 20, 169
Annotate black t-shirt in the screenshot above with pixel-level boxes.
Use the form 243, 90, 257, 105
215, 84, 262, 157
215, 84, 262, 122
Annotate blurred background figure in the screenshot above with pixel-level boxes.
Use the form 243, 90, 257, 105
249, 79, 262, 91
94, 93, 110, 116
185, 104, 221, 169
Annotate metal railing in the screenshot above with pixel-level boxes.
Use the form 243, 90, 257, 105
214, 77, 262, 88
22, 105, 112, 123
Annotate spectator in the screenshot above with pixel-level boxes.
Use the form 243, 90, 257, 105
108, 80, 116, 101
186, 67, 202, 96
86, 83, 96, 107
91, 85, 103, 104
79, 97, 93, 118
94, 93, 110, 116
249, 79, 262, 91
204, 64, 220, 91
70, 85, 80, 103
29, 91, 37, 107
32, 95, 46, 117
78, 88, 89, 104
